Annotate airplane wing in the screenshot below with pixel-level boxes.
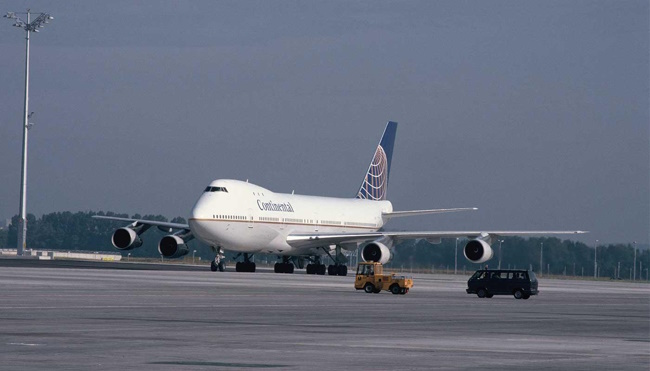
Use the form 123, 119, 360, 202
382, 208, 478, 219
286, 230, 588, 249
91, 215, 190, 230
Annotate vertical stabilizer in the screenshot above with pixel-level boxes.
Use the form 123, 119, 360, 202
356, 121, 398, 200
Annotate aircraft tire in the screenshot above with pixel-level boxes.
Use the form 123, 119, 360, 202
327, 265, 336, 276
337, 265, 347, 276
210, 261, 218, 272
317, 264, 326, 275
218, 262, 225, 272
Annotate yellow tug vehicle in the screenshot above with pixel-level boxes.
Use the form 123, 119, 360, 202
354, 262, 413, 295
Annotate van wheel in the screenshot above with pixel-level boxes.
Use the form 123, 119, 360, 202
390, 284, 400, 295
485, 294, 493, 298
513, 289, 523, 299
364, 283, 375, 293
477, 288, 487, 298
522, 294, 530, 300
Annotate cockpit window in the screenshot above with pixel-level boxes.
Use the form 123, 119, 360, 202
204, 186, 228, 193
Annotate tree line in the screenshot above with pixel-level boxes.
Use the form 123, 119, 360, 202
0, 211, 647, 280
388, 236, 649, 279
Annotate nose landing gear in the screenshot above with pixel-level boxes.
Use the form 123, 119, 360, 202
210, 246, 226, 272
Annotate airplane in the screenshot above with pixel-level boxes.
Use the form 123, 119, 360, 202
94, 121, 586, 275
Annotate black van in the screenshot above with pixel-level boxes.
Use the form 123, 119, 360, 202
466, 269, 538, 299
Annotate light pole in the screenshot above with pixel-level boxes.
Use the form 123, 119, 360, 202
193, 250, 196, 264
539, 242, 544, 276
594, 239, 598, 278
4, 10, 53, 256
498, 240, 504, 270
454, 238, 459, 274
633, 241, 636, 281
127, 253, 131, 262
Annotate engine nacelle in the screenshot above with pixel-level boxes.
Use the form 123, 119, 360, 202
463, 239, 494, 264
360, 242, 392, 265
158, 235, 190, 259
112, 227, 143, 250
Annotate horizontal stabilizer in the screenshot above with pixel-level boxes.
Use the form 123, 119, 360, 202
383, 207, 478, 219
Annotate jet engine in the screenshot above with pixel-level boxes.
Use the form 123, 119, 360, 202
463, 239, 494, 264
360, 242, 392, 265
111, 227, 143, 250
158, 235, 190, 259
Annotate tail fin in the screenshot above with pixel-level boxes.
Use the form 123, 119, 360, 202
356, 121, 398, 201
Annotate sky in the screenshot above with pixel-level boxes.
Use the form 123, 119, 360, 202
0, 1, 648, 245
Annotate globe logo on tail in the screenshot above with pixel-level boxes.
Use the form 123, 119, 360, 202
356, 145, 388, 201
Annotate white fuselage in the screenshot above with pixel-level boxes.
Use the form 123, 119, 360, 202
188, 179, 393, 255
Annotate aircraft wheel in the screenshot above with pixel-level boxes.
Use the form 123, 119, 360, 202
337, 265, 347, 276
317, 264, 326, 275
249, 262, 256, 273
364, 283, 375, 293
235, 262, 242, 272
218, 262, 225, 272
274, 263, 281, 273
210, 261, 218, 272
327, 265, 336, 276
306, 264, 313, 274
286, 263, 294, 274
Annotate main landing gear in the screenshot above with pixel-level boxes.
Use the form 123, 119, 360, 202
311, 246, 348, 276
304, 255, 348, 276
235, 253, 256, 272
306, 257, 326, 275
210, 247, 226, 272
274, 256, 294, 274
327, 264, 347, 276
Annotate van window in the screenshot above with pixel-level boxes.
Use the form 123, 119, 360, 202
471, 271, 486, 280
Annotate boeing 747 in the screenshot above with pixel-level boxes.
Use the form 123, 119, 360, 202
94, 121, 585, 275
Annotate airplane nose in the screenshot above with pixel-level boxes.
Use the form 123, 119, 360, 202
191, 196, 211, 220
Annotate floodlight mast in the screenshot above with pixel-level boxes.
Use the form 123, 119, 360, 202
3, 9, 53, 256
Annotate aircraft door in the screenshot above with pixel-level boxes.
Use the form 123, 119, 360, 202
247, 208, 253, 229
